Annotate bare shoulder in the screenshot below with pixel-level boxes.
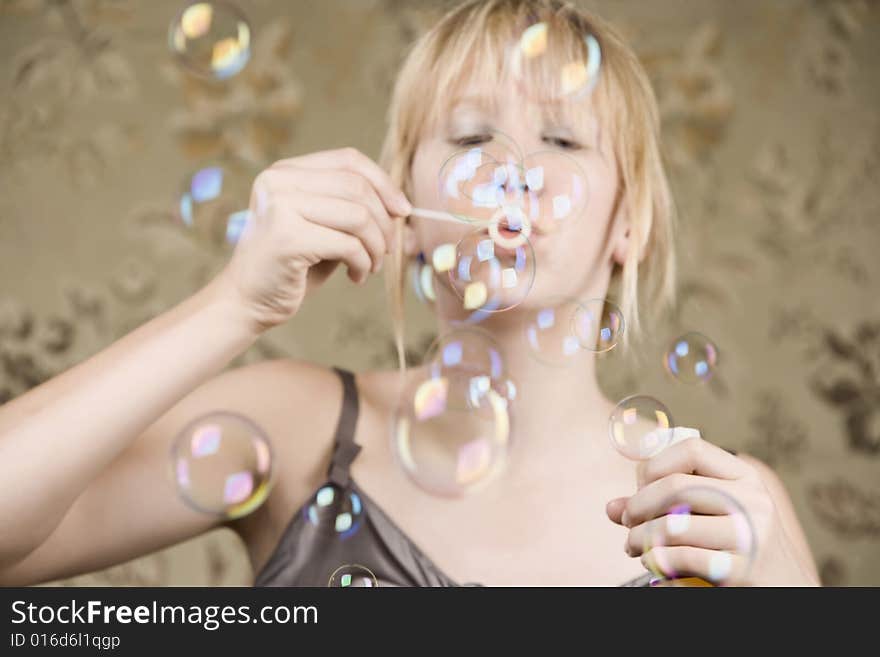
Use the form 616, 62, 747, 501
736, 452, 787, 495
354, 367, 404, 414
736, 453, 801, 526
737, 452, 820, 584
186, 358, 345, 463
352, 366, 418, 452
218, 360, 350, 558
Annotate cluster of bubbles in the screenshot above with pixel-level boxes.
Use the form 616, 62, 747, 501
606, 332, 719, 461
522, 296, 624, 367
425, 128, 590, 322
162, 9, 743, 586
168, 3, 256, 248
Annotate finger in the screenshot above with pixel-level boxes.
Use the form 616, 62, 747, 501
305, 259, 341, 290
606, 497, 628, 525
623, 475, 739, 527
636, 436, 750, 489
285, 168, 394, 252
301, 221, 373, 284
279, 148, 412, 217
626, 514, 749, 557
642, 546, 749, 585
292, 191, 387, 273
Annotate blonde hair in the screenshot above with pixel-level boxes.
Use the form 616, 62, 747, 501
380, 0, 676, 370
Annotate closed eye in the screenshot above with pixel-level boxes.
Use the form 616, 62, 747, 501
542, 135, 583, 150
450, 134, 494, 147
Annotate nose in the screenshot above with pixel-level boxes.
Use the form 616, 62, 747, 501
523, 164, 545, 195
495, 162, 546, 198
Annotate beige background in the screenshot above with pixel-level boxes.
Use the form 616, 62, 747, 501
1, 0, 878, 586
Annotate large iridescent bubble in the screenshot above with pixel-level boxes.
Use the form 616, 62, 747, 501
170, 411, 274, 518
393, 329, 515, 496
392, 372, 512, 497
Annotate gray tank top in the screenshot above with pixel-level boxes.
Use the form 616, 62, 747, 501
253, 367, 654, 587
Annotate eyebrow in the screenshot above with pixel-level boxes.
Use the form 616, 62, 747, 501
447, 94, 498, 115
543, 112, 600, 139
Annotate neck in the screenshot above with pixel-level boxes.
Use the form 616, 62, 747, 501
434, 310, 616, 472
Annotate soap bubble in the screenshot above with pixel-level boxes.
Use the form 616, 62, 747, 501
392, 371, 512, 497
608, 395, 673, 460
438, 131, 524, 225
643, 486, 757, 586
176, 163, 253, 248
510, 19, 602, 104
303, 483, 364, 540
441, 226, 536, 314
168, 2, 251, 80
328, 564, 378, 588
522, 297, 584, 367
664, 332, 719, 384
438, 136, 589, 238
424, 328, 505, 376
410, 252, 437, 304
170, 411, 274, 518
522, 296, 611, 366
572, 298, 624, 353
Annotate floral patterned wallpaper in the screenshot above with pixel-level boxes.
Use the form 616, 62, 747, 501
1, 0, 877, 586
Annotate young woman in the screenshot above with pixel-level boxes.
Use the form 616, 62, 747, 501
0, 0, 819, 587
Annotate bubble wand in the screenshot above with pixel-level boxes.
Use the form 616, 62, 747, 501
408, 207, 490, 227
408, 206, 533, 250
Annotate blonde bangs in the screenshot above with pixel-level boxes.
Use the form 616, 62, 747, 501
384, 2, 621, 180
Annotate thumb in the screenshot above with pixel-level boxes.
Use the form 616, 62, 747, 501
606, 497, 629, 525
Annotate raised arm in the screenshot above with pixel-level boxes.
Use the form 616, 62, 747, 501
0, 147, 407, 584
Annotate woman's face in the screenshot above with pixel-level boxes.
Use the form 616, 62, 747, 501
408, 78, 625, 314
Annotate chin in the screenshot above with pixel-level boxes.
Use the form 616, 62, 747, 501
512, 275, 598, 311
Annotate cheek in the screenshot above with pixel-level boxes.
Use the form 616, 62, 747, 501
584, 161, 619, 228
413, 218, 472, 260
528, 166, 620, 292
559, 166, 619, 247
410, 149, 442, 208
409, 147, 477, 253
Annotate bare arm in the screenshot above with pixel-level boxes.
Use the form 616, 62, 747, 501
0, 146, 404, 584
0, 276, 257, 569
0, 356, 343, 586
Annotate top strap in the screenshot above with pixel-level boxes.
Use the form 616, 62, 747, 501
326, 367, 363, 487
